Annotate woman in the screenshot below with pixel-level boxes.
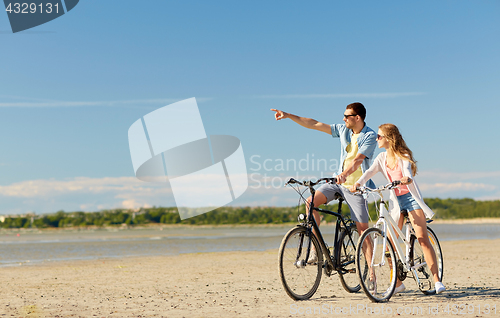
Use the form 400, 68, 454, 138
350, 123, 446, 294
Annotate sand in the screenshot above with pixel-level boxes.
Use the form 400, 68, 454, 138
1, 238, 499, 318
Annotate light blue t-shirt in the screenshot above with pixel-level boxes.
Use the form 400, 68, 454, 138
331, 123, 377, 189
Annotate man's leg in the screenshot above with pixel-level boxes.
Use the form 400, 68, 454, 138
338, 186, 370, 234
338, 186, 375, 286
305, 191, 328, 234
355, 221, 369, 236
304, 191, 328, 263
306, 182, 343, 230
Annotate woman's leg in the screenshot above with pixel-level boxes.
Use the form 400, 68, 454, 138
408, 209, 440, 283
392, 213, 406, 288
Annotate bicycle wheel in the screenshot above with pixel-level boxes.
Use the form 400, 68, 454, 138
278, 226, 323, 300
427, 227, 444, 282
410, 227, 443, 295
356, 228, 397, 302
337, 226, 361, 293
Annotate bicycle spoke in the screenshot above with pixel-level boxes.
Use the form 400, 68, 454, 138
338, 227, 361, 293
357, 228, 397, 302
279, 227, 322, 300
410, 228, 443, 295
427, 227, 444, 283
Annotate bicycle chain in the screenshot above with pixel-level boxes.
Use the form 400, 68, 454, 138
397, 260, 407, 281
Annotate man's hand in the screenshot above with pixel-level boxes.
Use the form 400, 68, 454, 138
271, 109, 288, 121
271, 109, 332, 134
336, 174, 347, 184
337, 153, 366, 186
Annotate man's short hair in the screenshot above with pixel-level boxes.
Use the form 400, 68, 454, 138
346, 102, 366, 120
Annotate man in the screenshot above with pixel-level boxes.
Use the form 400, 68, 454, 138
271, 103, 377, 260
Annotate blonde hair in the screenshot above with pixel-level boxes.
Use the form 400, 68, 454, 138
379, 123, 418, 176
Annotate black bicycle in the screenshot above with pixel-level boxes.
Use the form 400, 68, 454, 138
278, 177, 361, 300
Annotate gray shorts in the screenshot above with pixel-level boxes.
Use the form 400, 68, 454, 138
316, 183, 369, 223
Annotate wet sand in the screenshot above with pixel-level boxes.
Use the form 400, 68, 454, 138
1, 238, 499, 317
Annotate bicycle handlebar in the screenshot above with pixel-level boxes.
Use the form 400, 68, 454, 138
355, 180, 401, 195
284, 177, 337, 188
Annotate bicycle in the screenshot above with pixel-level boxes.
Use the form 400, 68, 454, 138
354, 181, 444, 302
278, 177, 361, 300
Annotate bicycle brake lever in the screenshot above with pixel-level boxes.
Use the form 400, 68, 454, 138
355, 186, 368, 199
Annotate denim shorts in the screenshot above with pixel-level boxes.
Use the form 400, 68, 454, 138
396, 192, 421, 212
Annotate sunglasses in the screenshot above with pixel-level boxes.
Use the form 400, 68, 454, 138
343, 114, 358, 119
377, 134, 385, 140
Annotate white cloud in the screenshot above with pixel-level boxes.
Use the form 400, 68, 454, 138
0, 177, 175, 214
0, 173, 252, 214
255, 92, 426, 99
0, 177, 169, 198
418, 182, 497, 193
473, 193, 500, 201
0, 97, 212, 108
416, 171, 500, 199
121, 200, 152, 210
418, 170, 500, 182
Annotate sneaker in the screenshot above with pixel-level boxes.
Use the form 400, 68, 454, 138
435, 282, 446, 294
307, 250, 318, 264
394, 283, 406, 294
382, 283, 405, 298
367, 278, 377, 295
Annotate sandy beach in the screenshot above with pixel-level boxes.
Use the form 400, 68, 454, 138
1, 238, 499, 318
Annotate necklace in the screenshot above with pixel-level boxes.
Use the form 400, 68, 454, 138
386, 156, 398, 170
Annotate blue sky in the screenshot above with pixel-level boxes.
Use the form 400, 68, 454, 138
1, 1, 499, 214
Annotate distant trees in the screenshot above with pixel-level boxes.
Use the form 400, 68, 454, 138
1, 216, 31, 228
425, 198, 500, 219
1, 198, 499, 229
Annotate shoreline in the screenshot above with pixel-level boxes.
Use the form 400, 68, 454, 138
429, 217, 500, 224
0, 223, 297, 235
1, 217, 500, 233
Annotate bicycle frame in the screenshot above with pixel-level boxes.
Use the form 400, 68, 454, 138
279, 177, 364, 300
354, 181, 443, 301
304, 184, 356, 273
373, 198, 428, 283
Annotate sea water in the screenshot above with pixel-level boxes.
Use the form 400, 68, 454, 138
0, 223, 499, 267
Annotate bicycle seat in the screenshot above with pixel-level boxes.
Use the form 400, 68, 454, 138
333, 192, 343, 201
400, 209, 409, 219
